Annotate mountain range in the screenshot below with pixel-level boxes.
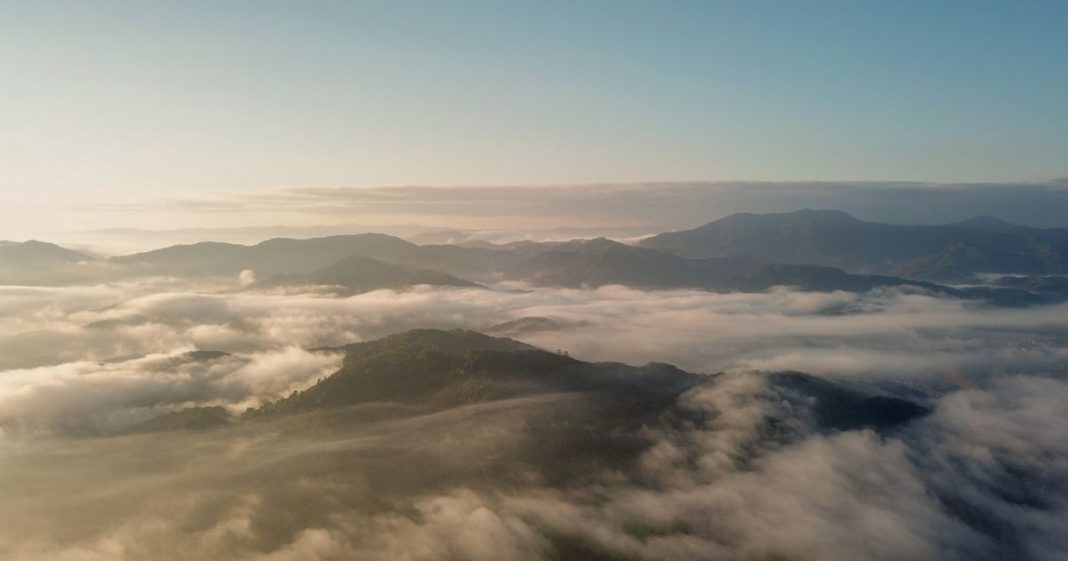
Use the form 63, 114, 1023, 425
641, 209, 1068, 280
76, 229, 938, 295
254, 255, 480, 294
6, 210, 1068, 305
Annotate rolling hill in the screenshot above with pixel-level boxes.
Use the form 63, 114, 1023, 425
242, 329, 927, 436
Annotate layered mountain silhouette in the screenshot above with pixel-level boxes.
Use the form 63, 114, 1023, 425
8, 211, 1068, 306
640, 209, 1068, 280
254, 255, 480, 294
503, 237, 945, 293
0, 240, 91, 266
110, 233, 510, 283
112, 234, 420, 276
107, 230, 944, 295
0, 240, 96, 285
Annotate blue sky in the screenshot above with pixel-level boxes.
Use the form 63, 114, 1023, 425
1, 1, 1066, 236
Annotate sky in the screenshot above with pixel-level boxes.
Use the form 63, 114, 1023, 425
1, 1, 1067, 239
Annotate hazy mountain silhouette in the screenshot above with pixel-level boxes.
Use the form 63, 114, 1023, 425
8, 213, 1067, 307
112, 234, 419, 276
504, 237, 944, 293
640, 210, 1068, 280
18, 227, 1048, 306
255, 255, 480, 294
0, 240, 92, 266
0, 240, 97, 285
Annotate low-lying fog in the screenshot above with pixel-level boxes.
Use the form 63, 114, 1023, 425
1, 278, 1066, 560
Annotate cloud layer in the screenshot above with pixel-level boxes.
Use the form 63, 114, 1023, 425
50, 181, 1068, 252
1, 278, 1067, 559
2, 371, 1065, 560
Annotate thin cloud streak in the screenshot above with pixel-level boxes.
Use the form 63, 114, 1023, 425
45, 181, 1068, 248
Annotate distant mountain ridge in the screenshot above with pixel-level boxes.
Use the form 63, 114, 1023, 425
504, 237, 944, 294
640, 209, 1068, 280
0, 240, 92, 266
107, 229, 941, 295
255, 255, 480, 294
7, 213, 1068, 306
112, 234, 420, 276
0, 240, 97, 285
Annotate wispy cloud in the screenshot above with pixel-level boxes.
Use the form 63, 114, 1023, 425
58, 181, 1068, 246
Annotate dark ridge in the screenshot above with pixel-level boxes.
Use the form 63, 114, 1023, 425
110, 233, 422, 276
247, 329, 929, 444
769, 372, 930, 432
248, 329, 699, 417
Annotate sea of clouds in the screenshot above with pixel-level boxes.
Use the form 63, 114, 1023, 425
0, 278, 1066, 559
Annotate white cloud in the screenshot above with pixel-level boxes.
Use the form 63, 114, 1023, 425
0, 347, 339, 434
1, 278, 1068, 558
